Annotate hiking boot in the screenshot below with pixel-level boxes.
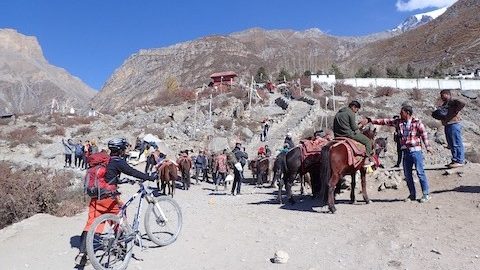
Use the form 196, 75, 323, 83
404, 195, 416, 202
447, 162, 464, 168
419, 194, 431, 203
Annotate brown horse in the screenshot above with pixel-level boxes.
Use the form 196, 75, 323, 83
248, 157, 271, 186
317, 127, 384, 213
177, 157, 192, 190
157, 161, 178, 197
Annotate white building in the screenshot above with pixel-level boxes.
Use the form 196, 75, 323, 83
310, 74, 336, 87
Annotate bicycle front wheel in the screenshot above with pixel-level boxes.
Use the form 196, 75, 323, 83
145, 196, 183, 246
86, 214, 134, 270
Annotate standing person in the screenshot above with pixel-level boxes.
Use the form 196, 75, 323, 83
74, 140, 84, 168
194, 150, 207, 184
90, 139, 99, 154
214, 149, 229, 191
265, 145, 272, 157
365, 105, 432, 203
82, 140, 91, 170
61, 138, 75, 168
333, 100, 374, 167
263, 120, 270, 141
231, 143, 248, 196
284, 133, 295, 149
438, 89, 466, 168
392, 116, 403, 167
74, 137, 156, 266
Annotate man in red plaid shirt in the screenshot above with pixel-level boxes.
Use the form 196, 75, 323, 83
364, 105, 432, 203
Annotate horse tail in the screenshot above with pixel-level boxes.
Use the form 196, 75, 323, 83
318, 141, 335, 205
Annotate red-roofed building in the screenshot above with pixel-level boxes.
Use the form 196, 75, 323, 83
210, 71, 237, 87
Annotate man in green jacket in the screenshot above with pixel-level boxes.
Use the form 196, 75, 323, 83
333, 100, 373, 167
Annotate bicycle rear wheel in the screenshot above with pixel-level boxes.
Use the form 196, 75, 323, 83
86, 214, 133, 270
145, 196, 183, 246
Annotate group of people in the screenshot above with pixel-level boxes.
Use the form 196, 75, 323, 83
332, 89, 465, 203
61, 138, 99, 169
172, 144, 249, 195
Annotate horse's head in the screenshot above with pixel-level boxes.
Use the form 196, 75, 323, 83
362, 126, 377, 140
374, 137, 388, 156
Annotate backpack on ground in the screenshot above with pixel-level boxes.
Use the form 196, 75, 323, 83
84, 152, 116, 199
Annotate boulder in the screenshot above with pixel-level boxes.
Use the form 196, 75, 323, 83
208, 137, 229, 153
272, 250, 289, 264
241, 128, 254, 139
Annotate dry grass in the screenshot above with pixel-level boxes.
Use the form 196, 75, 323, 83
375, 87, 397, 98
0, 161, 86, 229
3, 127, 38, 148
72, 126, 92, 137
149, 88, 196, 106
45, 126, 66, 137
411, 88, 423, 100
334, 83, 358, 99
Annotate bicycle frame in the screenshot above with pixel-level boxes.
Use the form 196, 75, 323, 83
117, 180, 169, 249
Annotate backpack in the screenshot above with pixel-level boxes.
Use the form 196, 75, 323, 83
84, 152, 116, 199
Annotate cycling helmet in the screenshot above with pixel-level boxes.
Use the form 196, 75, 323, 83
108, 137, 128, 151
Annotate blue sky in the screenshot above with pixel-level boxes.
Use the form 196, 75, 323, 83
0, 0, 457, 90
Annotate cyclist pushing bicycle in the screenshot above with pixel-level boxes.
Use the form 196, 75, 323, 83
75, 137, 156, 267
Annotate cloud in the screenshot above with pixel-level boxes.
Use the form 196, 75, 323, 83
396, 0, 458, 11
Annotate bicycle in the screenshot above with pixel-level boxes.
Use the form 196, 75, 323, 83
86, 177, 182, 270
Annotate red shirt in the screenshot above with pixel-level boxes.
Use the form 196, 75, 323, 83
371, 117, 430, 151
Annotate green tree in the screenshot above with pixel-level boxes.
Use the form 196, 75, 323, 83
386, 67, 404, 78
406, 64, 416, 78
303, 70, 312, 76
330, 64, 344, 79
277, 68, 291, 82
355, 67, 366, 78
255, 67, 268, 83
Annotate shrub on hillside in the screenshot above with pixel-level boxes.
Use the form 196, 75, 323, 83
45, 126, 66, 137
72, 126, 92, 137
0, 161, 85, 229
334, 83, 357, 99
3, 126, 38, 148
411, 88, 423, 100
150, 88, 196, 106
375, 87, 397, 98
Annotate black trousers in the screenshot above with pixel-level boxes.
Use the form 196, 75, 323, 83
65, 154, 72, 166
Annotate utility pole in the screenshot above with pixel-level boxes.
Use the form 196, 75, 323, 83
249, 76, 254, 111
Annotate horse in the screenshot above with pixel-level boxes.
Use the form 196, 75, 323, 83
177, 157, 192, 190
157, 160, 178, 197
277, 146, 319, 204
317, 126, 385, 213
248, 157, 271, 186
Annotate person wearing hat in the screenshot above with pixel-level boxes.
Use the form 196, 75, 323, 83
284, 133, 295, 149
333, 100, 374, 167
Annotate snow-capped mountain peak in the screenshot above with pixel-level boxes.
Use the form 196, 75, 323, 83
393, 7, 448, 33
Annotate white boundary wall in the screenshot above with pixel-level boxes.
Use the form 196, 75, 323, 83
340, 78, 480, 90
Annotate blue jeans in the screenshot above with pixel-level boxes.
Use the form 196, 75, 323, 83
403, 150, 429, 197
445, 123, 465, 164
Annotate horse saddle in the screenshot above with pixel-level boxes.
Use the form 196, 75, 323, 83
300, 138, 329, 160
332, 137, 367, 167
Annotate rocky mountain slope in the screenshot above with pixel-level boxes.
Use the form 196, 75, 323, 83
346, 0, 480, 75
94, 0, 479, 112
392, 7, 448, 33
0, 29, 95, 114
92, 28, 361, 112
